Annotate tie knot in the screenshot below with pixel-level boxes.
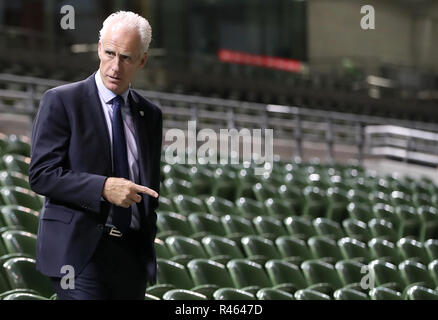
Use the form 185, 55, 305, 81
113, 95, 124, 107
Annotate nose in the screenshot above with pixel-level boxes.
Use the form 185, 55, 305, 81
111, 55, 122, 73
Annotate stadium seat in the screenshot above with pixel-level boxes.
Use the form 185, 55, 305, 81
0, 187, 42, 212
326, 187, 349, 222
172, 195, 207, 215
275, 236, 312, 263
301, 186, 327, 219
2, 257, 53, 298
2, 135, 30, 158
187, 259, 235, 288
147, 259, 193, 297
252, 183, 277, 202
221, 215, 256, 242
404, 285, 438, 300
165, 236, 208, 265
283, 216, 316, 239
264, 198, 295, 218
157, 211, 193, 238
213, 287, 256, 300
368, 259, 405, 291
201, 235, 245, 264
313, 217, 344, 240
335, 259, 366, 285
277, 184, 304, 215
1, 230, 36, 257
154, 238, 172, 259
188, 166, 215, 195
301, 259, 343, 289
368, 238, 401, 264
338, 237, 370, 262
188, 213, 227, 238
396, 238, 429, 265
2, 292, 49, 300
256, 288, 294, 300
369, 286, 403, 300
252, 216, 288, 240
205, 196, 237, 216
425, 239, 438, 263
428, 260, 438, 286
265, 259, 307, 293
399, 260, 435, 288
241, 235, 282, 265
0, 205, 39, 234
294, 288, 331, 300
342, 218, 370, 243
158, 196, 175, 212
162, 289, 207, 300
164, 178, 194, 197
0, 171, 30, 190
2, 154, 30, 176
162, 164, 191, 181
347, 202, 374, 222
308, 236, 343, 262
226, 259, 272, 293
144, 293, 160, 300
235, 197, 266, 218
368, 218, 398, 242
333, 287, 368, 300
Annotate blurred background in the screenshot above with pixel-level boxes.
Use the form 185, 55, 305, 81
1, 0, 438, 301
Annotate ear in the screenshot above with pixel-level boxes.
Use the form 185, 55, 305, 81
138, 52, 148, 69
97, 41, 103, 60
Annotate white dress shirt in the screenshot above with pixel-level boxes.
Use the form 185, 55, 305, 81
95, 70, 141, 230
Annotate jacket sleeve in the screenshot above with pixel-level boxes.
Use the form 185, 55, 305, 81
29, 89, 107, 213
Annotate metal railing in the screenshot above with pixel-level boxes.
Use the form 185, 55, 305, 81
1, 73, 438, 164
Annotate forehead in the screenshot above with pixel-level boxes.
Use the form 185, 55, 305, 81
101, 22, 141, 53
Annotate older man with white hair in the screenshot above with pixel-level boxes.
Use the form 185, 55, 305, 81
29, 11, 162, 300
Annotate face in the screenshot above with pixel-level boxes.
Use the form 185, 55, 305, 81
98, 23, 147, 95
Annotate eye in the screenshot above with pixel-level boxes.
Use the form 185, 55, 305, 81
105, 50, 115, 57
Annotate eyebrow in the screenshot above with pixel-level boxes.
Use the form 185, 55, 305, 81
104, 49, 133, 58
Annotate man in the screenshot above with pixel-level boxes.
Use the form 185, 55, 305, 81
29, 11, 162, 300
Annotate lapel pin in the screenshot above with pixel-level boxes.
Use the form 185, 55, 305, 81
139, 111, 144, 117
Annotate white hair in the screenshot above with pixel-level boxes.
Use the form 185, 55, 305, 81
99, 11, 152, 54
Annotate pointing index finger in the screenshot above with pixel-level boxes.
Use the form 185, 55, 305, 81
133, 183, 159, 198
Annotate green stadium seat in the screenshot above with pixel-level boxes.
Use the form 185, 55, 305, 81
277, 184, 304, 215
157, 211, 193, 238
264, 198, 295, 218
425, 240, 438, 263
1, 230, 36, 257
0, 187, 42, 212
369, 286, 403, 300
252, 183, 276, 203
396, 206, 422, 240
342, 218, 370, 243
368, 259, 405, 291
326, 187, 349, 222
188, 213, 227, 238
4, 135, 31, 157
294, 288, 331, 300
301, 259, 343, 289
265, 259, 307, 293
235, 197, 266, 219
313, 217, 344, 240
399, 260, 435, 288
144, 293, 160, 300
221, 215, 256, 243
418, 207, 438, 241
372, 203, 397, 227
154, 238, 172, 259
0, 205, 39, 234
213, 181, 238, 202
187, 259, 234, 288
165, 236, 208, 265
213, 287, 256, 300
284, 216, 316, 239
162, 289, 207, 300
188, 166, 215, 196
2, 292, 49, 300
368, 218, 397, 242
2, 257, 53, 298
172, 195, 207, 215
252, 216, 287, 240
347, 202, 374, 223
226, 259, 272, 292
2, 154, 30, 176
302, 186, 327, 219
428, 260, 438, 287
333, 287, 368, 300
256, 288, 294, 300
241, 235, 282, 265
275, 236, 312, 264
158, 196, 175, 212
335, 259, 366, 285
397, 238, 429, 265
0, 171, 30, 190
149, 259, 193, 297
162, 164, 191, 181
368, 238, 401, 264
404, 285, 438, 300
205, 196, 237, 216
338, 237, 370, 262
163, 178, 194, 197
308, 236, 343, 262
201, 235, 245, 265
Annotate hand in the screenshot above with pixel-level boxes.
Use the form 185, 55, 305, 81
102, 177, 158, 208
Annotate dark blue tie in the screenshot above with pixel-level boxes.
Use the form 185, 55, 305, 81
111, 95, 132, 232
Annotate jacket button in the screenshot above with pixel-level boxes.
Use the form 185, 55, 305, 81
97, 224, 104, 230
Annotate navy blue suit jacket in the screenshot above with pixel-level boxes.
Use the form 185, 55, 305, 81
29, 73, 162, 284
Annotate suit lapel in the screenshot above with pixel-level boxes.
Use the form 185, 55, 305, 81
84, 74, 112, 173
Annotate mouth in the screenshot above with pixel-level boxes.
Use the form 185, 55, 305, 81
107, 75, 122, 82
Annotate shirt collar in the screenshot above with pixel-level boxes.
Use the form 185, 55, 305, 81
95, 70, 129, 105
